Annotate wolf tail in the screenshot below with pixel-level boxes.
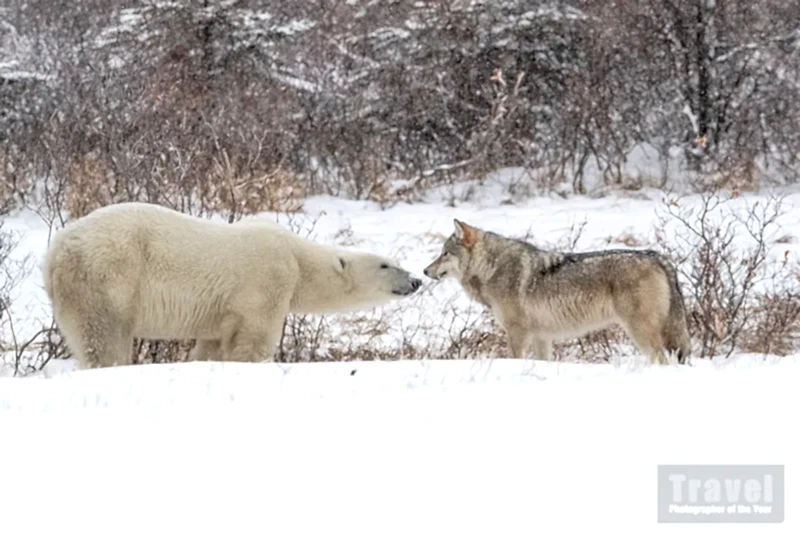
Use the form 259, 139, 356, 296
656, 256, 692, 364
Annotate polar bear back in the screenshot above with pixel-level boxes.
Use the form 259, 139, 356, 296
44, 202, 301, 341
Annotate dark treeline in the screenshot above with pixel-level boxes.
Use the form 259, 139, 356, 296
1, 0, 799, 215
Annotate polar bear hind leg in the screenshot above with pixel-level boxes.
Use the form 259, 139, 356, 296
57, 299, 133, 369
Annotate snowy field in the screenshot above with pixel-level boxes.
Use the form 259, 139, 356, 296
1, 356, 798, 533
1, 169, 799, 532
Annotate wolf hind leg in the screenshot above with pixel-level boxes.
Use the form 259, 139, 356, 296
624, 320, 670, 365
662, 312, 692, 365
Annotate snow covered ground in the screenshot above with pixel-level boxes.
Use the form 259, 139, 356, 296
1, 355, 798, 533
1, 170, 799, 532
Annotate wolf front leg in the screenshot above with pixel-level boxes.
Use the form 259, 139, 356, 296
530, 338, 553, 361
503, 324, 533, 359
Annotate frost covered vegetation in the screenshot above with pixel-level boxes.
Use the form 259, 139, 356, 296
1, 0, 799, 372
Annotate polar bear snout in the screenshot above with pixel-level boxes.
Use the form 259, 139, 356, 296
392, 275, 423, 296
408, 277, 422, 293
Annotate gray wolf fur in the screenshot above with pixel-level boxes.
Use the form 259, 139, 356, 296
43, 202, 422, 369
423, 219, 691, 364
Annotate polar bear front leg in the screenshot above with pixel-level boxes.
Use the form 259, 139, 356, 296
224, 316, 286, 363
189, 340, 223, 361
261, 316, 286, 363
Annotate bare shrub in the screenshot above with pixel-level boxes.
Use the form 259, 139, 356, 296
606, 231, 652, 248
9, 323, 68, 377
555, 327, 632, 364
432, 304, 504, 361
277, 314, 329, 363
741, 291, 800, 356
0, 220, 67, 376
64, 154, 116, 219
0, 149, 24, 214
697, 159, 765, 195
132, 339, 194, 365
0, 222, 30, 371
205, 159, 306, 221
655, 191, 797, 359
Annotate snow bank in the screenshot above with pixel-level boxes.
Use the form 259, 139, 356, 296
1, 356, 798, 533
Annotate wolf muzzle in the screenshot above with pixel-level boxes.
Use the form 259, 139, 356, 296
423, 265, 443, 280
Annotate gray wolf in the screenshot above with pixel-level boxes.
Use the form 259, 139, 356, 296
43, 202, 422, 369
423, 219, 691, 364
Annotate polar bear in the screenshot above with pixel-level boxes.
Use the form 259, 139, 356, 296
42, 202, 423, 369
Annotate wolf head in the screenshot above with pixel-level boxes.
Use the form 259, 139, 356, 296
423, 219, 482, 282
338, 251, 423, 300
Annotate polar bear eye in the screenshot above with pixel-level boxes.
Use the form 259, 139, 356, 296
380, 263, 389, 269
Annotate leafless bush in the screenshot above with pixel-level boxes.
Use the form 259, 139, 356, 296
426, 303, 501, 360
0, 219, 67, 376
655, 191, 797, 359
132, 339, 193, 365
8, 322, 68, 377
741, 290, 800, 356
0, 222, 28, 369
276, 314, 329, 363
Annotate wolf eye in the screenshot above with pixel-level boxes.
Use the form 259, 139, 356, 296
380, 263, 389, 269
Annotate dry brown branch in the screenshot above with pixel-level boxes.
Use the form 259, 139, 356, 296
655, 191, 795, 359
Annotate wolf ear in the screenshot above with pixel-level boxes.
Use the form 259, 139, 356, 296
453, 219, 479, 248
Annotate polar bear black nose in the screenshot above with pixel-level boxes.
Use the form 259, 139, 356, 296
411, 278, 422, 291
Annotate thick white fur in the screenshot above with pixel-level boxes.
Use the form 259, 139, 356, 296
42, 202, 420, 369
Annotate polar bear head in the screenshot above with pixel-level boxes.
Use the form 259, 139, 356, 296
336, 251, 422, 305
